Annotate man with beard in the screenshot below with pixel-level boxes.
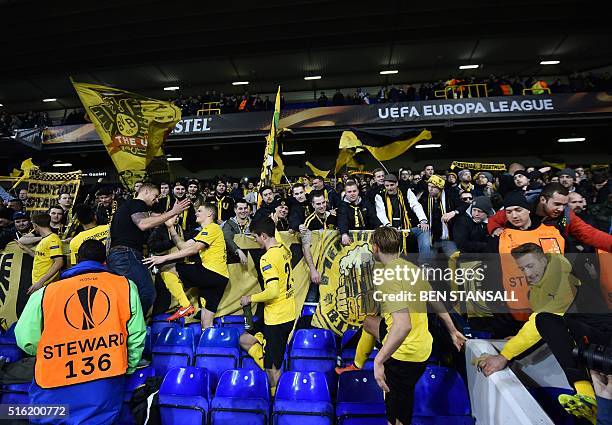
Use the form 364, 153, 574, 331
253, 185, 276, 222
187, 179, 206, 209
455, 169, 474, 198
95, 187, 117, 225
488, 183, 612, 252
48, 205, 65, 235
338, 180, 380, 246
288, 183, 313, 231
207, 180, 235, 224
558, 168, 578, 193
311, 176, 340, 210
453, 196, 495, 254
173, 180, 197, 234
375, 174, 429, 259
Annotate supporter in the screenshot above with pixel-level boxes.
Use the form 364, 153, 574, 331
95, 187, 116, 225
459, 191, 474, 204
13, 211, 32, 237
271, 198, 290, 231
332, 89, 345, 106
453, 196, 495, 254
58, 192, 73, 215
311, 176, 340, 210
173, 180, 197, 233
499, 163, 525, 197
374, 174, 430, 260
288, 183, 313, 231
338, 180, 381, 246
18, 188, 28, 204
239, 217, 296, 395
222, 198, 251, 265
133, 181, 143, 194
587, 171, 611, 205
398, 168, 412, 193
107, 183, 190, 315
0, 207, 15, 250
419, 175, 460, 260
15, 239, 145, 425
207, 180, 235, 224
187, 178, 206, 209
513, 169, 530, 192
366, 168, 386, 203
474, 171, 494, 197
415, 164, 435, 195
317, 92, 328, 106
456, 169, 474, 196
144, 204, 229, 327
488, 183, 612, 252
68, 205, 109, 265
446, 171, 458, 190
8, 198, 24, 212
160, 182, 170, 198
559, 168, 578, 193
19, 213, 64, 294
229, 181, 243, 200
304, 190, 337, 231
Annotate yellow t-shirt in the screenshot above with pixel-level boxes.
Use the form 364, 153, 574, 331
193, 222, 229, 278
251, 244, 296, 325
379, 257, 433, 362
32, 233, 63, 285
69, 225, 110, 264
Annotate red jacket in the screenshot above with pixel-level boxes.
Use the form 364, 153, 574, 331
487, 208, 612, 252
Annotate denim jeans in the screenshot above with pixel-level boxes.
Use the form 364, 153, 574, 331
409, 226, 432, 264
107, 247, 155, 315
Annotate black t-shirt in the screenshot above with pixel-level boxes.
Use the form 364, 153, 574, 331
110, 199, 150, 250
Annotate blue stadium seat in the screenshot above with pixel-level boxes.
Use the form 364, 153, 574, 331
529, 387, 576, 425
289, 329, 337, 389
411, 417, 475, 425
0, 330, 23, 363
336, 370, 385, 425
210, 368, 270, 424
143, 326, 152, 358
0, 383, 30, 404
240, 348, 260, 371
272, 371, 333, 425
185, 322, 203, 342
339, 329, 377, 370
151, 317, 182, 346
117, 365, 155, 425
151, 327, 194, 377
159, 366, 210, 425
413, 366, 472, 417
301, 303, 317, 317
195, 328, 240, 391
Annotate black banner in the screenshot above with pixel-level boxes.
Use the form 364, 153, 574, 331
42, 92, 612, 144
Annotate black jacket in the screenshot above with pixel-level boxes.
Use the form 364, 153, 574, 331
338, 196, 381, 234
288, 198, 313, 231
453, 210, 491, 254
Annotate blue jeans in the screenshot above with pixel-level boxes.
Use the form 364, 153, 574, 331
107, 247, 155, 315
409, 226, 432, 265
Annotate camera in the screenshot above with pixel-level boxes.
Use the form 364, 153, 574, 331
572, 343, 612, 375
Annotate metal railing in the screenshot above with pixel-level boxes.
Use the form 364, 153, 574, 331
434, 84, 489, 99
197, 102, 221, 115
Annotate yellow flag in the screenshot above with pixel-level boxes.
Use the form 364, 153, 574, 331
11, 158, 37, 189
259, 87, 284, 187
305, 161, 330, 178
334, 149, 364, 173
543, 161, 566, 170
72, 81, 181, 189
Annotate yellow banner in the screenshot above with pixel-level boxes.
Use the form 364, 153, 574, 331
72, 81, 181, 189
450, 161, 507, 171
0, 243, 32, 327
26, 168, 82, 212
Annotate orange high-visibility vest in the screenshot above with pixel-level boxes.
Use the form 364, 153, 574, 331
499, 224, 565, 320
35, 272, 131, 388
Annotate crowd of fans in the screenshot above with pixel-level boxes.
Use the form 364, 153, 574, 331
1, 160, 611, 423
2, 71, 611, 136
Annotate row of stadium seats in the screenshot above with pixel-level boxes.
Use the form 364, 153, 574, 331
115, 364, 474, 425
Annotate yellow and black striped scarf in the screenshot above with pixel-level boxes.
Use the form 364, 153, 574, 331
349, 203, 365, 228
385, 191, 411, 230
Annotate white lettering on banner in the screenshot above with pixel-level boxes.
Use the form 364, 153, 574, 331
171, 117, 212, 134
377, 97, 554, 121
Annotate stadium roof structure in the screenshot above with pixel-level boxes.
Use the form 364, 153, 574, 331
1, 0, 610, 112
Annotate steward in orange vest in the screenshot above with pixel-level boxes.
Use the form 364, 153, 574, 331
15, 239, 146, 425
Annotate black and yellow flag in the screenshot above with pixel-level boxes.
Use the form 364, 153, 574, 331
259, 86, 285, 187
305, 161, 330, 178
339, 128, 431, 163
72, 81, 181, 189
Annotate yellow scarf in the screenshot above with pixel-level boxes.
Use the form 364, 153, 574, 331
385, 191, 411, 230
349, 203, 365, 228
215, 195, 226, 221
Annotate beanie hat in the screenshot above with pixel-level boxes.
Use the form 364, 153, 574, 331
472, 196, 494, 216
477, 171, 493, 182
559, 168, 576, 180
428, 175, 446, 189
458, 169, 471, 180
513, 170, 529, 179
503, 191, 531, 209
